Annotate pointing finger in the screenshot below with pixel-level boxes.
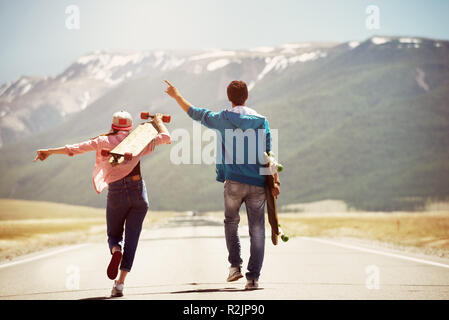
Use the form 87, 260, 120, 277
164, 80, 174, 87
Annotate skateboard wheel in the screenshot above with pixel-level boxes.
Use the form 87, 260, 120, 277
141, 112, 150, 120
101, 148, 111, 157
162, 115, 171, 123
281, 235, 289, 242
277, 164, 284, 173
124, 152, 133, 161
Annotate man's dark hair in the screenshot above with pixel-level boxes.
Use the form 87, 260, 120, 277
227, 80, 248, 106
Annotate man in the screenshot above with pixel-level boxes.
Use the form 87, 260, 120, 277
164, 80, 278, 290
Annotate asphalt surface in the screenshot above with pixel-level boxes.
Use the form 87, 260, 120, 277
0, 214, 449, 300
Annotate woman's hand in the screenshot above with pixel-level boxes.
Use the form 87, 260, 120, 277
153, 113, 163, 122
34, 149, 52, 162
152, 113, 169, 135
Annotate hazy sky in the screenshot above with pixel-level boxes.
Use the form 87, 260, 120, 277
1, 0, 448, 83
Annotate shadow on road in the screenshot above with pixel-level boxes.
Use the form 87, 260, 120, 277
79, 296, 114, 300
78, 283, 263, 299
169, 287, 262, 294
77, 287, 260, 300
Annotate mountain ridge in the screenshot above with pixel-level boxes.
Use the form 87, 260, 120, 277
0, 35, 448, 211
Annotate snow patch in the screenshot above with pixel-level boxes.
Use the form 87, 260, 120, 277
189, 50, 236, 61
20, 83, 32, 95
348, 41, 360, 49
257, 56, 286, 81
288, 51, 327, 63
108, 53, 144, 68
252, 50, 327, 90
17, 77, 30, 87
77, 54, 97, 65
399, 38, 421, 44
415, 68, 429, 92
207, 59, 231, 71
371, 37, 390, 45
280, 43, 311, 54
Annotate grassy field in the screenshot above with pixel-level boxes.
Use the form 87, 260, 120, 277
278, 212, 449, 250
0, 199, 178, 261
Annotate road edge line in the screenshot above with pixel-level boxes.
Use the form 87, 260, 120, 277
301, 237, 449, 269
0, 243, 90, 269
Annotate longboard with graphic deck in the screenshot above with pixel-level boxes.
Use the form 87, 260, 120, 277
101, 112, 171, 166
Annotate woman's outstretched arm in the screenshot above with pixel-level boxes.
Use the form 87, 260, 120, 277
34, 147, 69, 162
34, 138, 99, 162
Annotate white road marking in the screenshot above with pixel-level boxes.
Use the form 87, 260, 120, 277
302, 237, 449, 269
0, 244, 89, 269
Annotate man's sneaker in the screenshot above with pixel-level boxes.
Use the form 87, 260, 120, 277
227, 266, 244, 282
245, 279, 259, 290
107, 250, 122, 280
111, 281, 124, 297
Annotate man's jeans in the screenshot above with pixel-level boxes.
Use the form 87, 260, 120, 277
224, 180, 266, 281
106, 177, 149, 272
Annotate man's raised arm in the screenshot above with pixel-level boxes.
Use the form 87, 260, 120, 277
164, 80, 228, 130
164, 80, 192, 113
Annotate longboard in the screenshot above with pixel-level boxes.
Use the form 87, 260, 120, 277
264, 152, 288, 245
101, 112, 171, 166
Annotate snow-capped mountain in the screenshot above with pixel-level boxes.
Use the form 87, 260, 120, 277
1, 35, 448, 211
0, 42, 336, 147
1, 36, 448, 148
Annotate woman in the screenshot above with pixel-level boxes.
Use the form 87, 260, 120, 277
34, 111, 171, 297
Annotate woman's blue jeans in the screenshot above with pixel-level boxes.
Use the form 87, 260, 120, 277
106, 177, 149, 272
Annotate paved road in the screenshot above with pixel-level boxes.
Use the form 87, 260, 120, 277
0, 214, 449, 300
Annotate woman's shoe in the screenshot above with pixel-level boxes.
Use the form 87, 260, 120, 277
107, 251, 122, 280
111, 281, 124, 297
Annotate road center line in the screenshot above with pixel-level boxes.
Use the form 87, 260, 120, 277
301, 237, 449, 269
0, 244, 89, 269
